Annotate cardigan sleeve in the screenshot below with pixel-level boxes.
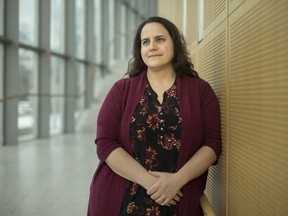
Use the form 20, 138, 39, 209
200, 80, 222, 161
95, 80, 124, 163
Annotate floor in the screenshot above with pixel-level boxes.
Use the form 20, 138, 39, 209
0, 59, 127, 216
0, 132, 99, 216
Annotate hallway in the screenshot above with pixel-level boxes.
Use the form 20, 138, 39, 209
1, 0, 288, 215
0, 132, 98, 216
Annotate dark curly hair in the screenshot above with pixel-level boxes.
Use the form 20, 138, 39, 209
126, 16, 199, 78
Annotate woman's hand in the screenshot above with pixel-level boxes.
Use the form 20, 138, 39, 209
147, 171, 183, 206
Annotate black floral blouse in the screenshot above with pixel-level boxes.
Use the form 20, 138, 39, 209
120, 79, 182, 216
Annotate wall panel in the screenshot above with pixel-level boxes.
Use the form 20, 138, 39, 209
203, 0, 225, 29
185, 0, 197, 43
198, 21, 227, 216
158, 0, 288, 215
158, 0, 184, 32
229, 0, 288, 215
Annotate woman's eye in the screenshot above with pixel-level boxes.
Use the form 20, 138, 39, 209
157, 37, 165, 42
142, 40, 149, 45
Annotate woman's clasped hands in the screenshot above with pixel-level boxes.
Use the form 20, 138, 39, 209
147, 170, 183, 206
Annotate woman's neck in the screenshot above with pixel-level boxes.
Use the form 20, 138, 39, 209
147, 67, 176, 85
146, 68, 176, 104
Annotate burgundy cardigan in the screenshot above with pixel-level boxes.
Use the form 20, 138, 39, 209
87, 70, 221, 216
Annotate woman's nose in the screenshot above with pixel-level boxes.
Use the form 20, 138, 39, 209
149, 41, 157, 50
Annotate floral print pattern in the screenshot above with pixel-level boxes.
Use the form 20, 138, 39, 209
120, 79, 182, 216
147, 114, 160, 131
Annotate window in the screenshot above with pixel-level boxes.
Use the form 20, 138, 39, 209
74, 63, 85, 122
0, 45, 3, 145
198, 0, 204, 42
19, 0, 39, 45
75, 0, 85, 59
182, 0, 187, 36
50, 56, 65, 135
94, 0, 102, 62
18, 49, 38, 141
50, 0, 65, 53
109, 0, 115, 59
120, 3, 126, 59
0, 0, 4, 36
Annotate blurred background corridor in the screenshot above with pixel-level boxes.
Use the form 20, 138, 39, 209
0, 0, 288, 215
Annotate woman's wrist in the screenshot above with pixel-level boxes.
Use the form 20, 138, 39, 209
140, 172, 157, 190
175, 170, 189, 188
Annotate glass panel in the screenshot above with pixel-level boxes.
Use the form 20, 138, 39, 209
50, 56, 65, 135
109, 0, 115, 59
18, 49, 38, 141
0, 45, 3, 145
75, 0, 85, 59
93, 67, 101, 99
120, 4, 126, 59
0, 0, 4, 35
19, 0, 39, 45
182, 0, 187, 36
50, 0, 65, 53
197, 0, 204, 42
74, 63, 85, 122
94, 0, 102, 62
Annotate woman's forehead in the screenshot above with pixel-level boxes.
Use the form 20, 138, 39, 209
140, 22, 169, 38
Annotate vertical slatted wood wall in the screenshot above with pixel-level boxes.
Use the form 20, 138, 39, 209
159, 0, 288, 215
228, 1, 288, 215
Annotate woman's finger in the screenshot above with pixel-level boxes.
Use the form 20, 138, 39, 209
177, 191, 183, 197
156, 197, 166, 205
173, 195, 180, 202
169, 199, 177, 206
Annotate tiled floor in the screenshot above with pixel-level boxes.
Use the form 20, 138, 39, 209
0, 132, 99, 216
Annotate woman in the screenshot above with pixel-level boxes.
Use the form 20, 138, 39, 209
87, 16, 221, 216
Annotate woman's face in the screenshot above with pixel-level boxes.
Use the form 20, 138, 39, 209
140, 22, 174, 72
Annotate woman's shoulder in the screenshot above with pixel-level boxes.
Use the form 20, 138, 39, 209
179, 75, 217, 98
180, 75, 211, 87
114, 72, 145, 87
108, 73, 145, 97
114, 76, 131, 87
113, 75, 137, 88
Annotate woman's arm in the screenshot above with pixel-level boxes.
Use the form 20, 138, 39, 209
176, 145, 217, 186
106, 147, 183, 206
147, 146, 217, 206
105, 147, 157, 190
